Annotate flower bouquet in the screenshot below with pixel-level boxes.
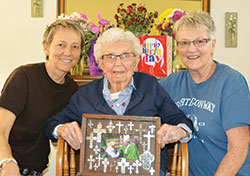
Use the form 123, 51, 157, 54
58, 12, 112, 75
155, 8, 186, 38
154, 8, 187, 72
114, 3, 158, 37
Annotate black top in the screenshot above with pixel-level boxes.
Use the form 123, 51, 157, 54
0, 63, 78, 171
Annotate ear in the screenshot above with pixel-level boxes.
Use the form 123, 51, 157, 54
133, 56, 139, 72
43, 43, 49, 56
212, 39, 216, 50
211, 39, 216, 54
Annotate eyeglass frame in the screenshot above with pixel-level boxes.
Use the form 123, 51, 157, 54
176, 38, 211, 49
101, 52, 136, 62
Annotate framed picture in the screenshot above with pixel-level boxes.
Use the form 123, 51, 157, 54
80, 114, 161, 176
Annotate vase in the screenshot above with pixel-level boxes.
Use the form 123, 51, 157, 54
87, 40, 103, 75
172, 38, 181, 73
70, 59, 84, 75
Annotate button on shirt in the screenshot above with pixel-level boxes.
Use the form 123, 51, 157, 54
103, 76, 135, 115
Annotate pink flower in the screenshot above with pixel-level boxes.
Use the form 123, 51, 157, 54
172, 11, 185, 22
81, 24, 87, 29
89, 22, 100, 34
78, 12, 88, 21
71, 17, 78, 21
97, 12, 110, 26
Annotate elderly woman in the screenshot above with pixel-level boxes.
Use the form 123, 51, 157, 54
160, 11, 250, 175
0, 19, 84, 176
44, 27, 193, 175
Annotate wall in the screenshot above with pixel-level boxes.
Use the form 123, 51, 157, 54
0, 0, 249, 176
211, 0, 250, 83
65, 0, 201, 25
0, 0, 56, 89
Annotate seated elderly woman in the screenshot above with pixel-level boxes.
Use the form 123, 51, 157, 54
43, 27, 193, 175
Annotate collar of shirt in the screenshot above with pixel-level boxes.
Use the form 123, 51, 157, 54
103, 76, 136, 115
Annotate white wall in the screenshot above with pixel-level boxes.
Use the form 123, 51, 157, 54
211, 0, 250, 85
0, 1, 57, 175
0, 0, 249, 176
0, 0, 56, 89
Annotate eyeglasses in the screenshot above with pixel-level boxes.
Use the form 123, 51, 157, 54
102, 52, 135, 63
177, 38, 211, 49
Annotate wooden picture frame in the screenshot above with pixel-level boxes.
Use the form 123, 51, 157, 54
80, 114, 161, 176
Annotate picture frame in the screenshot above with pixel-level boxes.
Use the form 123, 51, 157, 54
80, 114, 161, 176
225, 12, 238, 48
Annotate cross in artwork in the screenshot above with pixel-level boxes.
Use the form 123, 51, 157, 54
86, 132, 97, 149
88, 120, 94, 128
115, 121, 124, 133
143, 131, 155, 151
93, 122, 106, 143
132, 160, 142, 174
87, 154, 95, 170
118, 158, 130, 174
148, 124, 156, 134
109, 162, 113, 172
127, 121, 134, 131
115, 166, 119, 173
93, 144, 100, 155
102, 158, 110, 173
106, 120, 115, 133
135, 123, 146, 144
95, 154, 103, 167
127, 164, 134, 174
93, 163, 98, 170
149, 166, 155, 175
139, 151, 155, 170
142, 141, 147, 151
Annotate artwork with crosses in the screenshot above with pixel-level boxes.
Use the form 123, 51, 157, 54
79, 114, 161, 176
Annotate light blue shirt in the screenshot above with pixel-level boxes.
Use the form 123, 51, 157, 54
160, 61, 250, 176
103, 76, 135, 115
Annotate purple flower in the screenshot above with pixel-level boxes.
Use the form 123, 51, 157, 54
97, 12, 110, 26
89, 22, 100, 34
165, 23, 171, 30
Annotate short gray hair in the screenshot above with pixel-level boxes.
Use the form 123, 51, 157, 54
94, 28, 141, 70
174, 11, 216, 40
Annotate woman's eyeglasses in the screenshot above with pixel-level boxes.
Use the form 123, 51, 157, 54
177, 38, 211, 49
102, 52, 135, 63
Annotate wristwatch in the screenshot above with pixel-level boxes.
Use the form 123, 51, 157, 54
0, 157, 17, 168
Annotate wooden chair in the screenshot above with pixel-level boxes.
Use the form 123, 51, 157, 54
56, 136, 188, 176
56, 136, 79, 176
168, 142, 189, 176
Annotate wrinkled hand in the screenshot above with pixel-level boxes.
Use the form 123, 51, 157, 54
157, 124, 187, 149
1, 161, 20, 176
57, 121, 83, 150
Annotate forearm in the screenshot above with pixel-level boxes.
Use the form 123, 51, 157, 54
215, 126, 249, 176
0, 134, 13, 160
0, 134, 20, 176
215, 146, 248, 176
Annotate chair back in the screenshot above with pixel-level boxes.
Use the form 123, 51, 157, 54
56, 136, 78, 176
56, 137, 188, 176
170, 142, 189, 176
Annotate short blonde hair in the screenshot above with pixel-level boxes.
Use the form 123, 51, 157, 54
42, 19, 85, 60
174, 11, 216, 40
94, 28, 141, 70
